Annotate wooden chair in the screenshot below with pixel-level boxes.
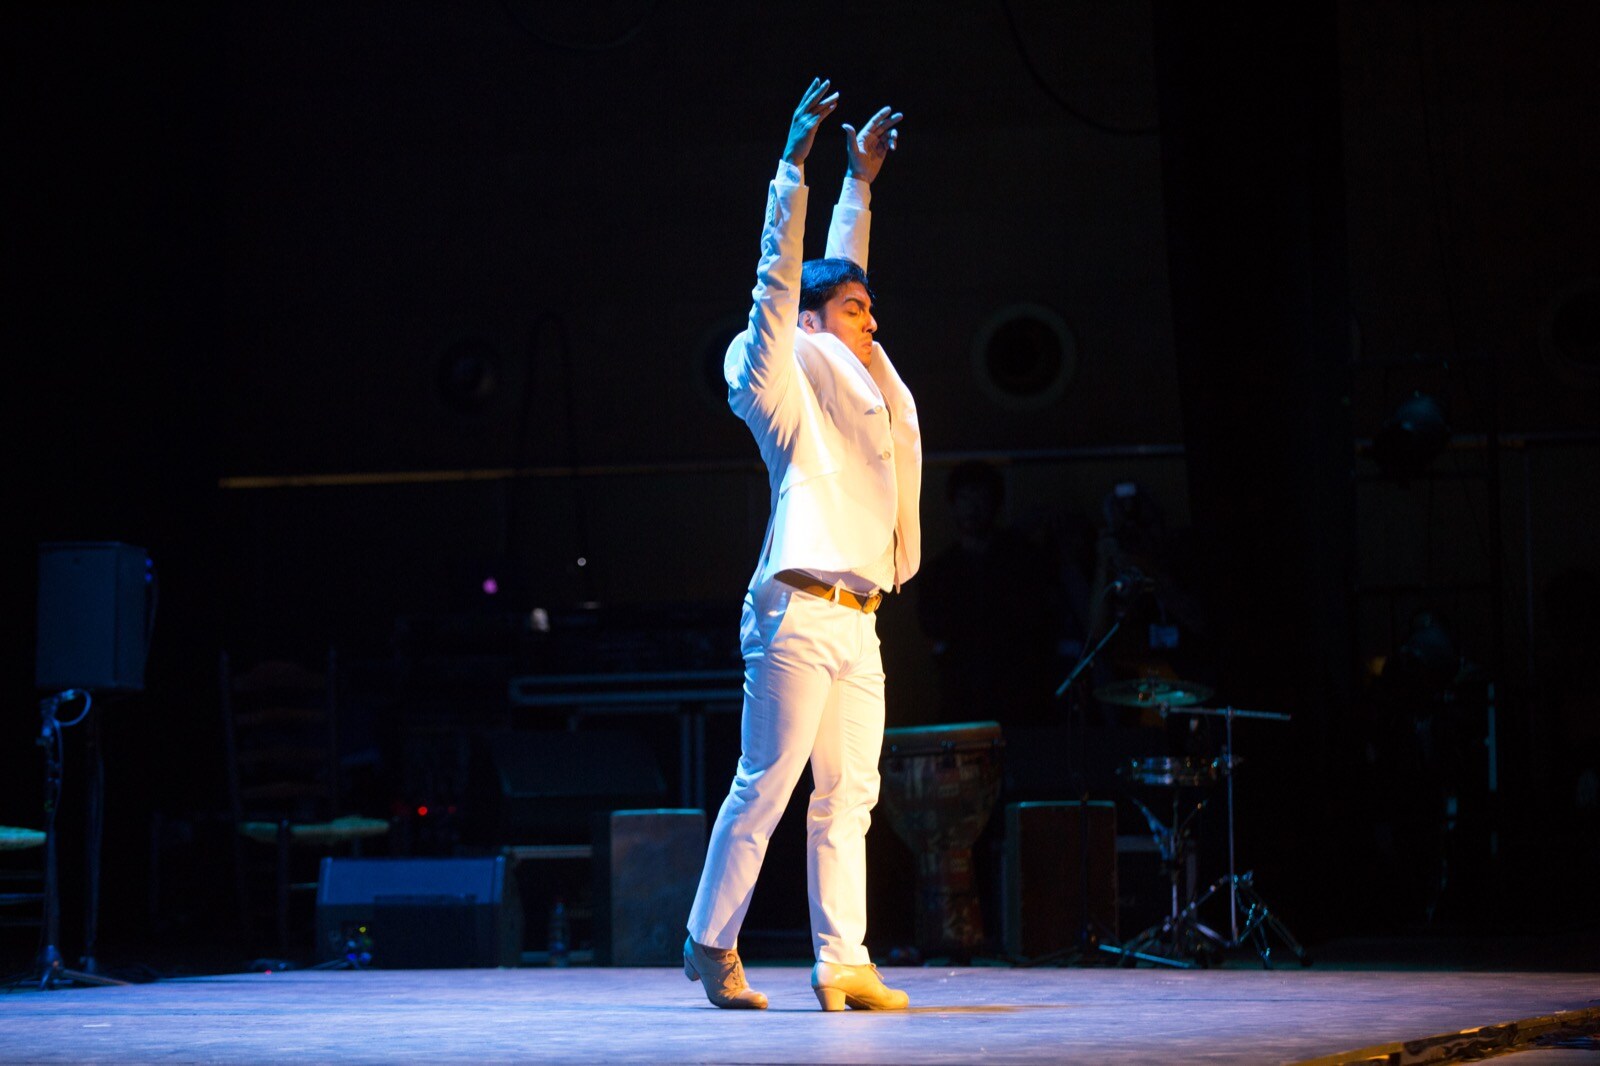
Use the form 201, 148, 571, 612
0, 826, 46, 943
220, 650, 388, 957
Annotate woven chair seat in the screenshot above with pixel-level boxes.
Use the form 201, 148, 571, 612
238, 815, 389, 847
0, 827, 46, 851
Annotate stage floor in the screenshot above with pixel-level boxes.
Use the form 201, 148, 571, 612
2, 966, 1597, 1064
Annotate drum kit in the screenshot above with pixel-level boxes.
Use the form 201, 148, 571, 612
878, 676, 1309, 969
1099, 679, 1309, 969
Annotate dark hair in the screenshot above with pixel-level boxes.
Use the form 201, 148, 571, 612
800, 257, 873, 314
946, 460, 1005, 507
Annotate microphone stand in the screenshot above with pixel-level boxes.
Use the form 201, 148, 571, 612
1054, 608, 1121, 704
1020, 584, 1171, 966
33, 691, 127, 990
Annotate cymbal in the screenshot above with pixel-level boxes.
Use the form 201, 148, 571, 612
1094, 678, 1214, 708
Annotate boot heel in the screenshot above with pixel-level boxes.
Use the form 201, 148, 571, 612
814, 987, 848, 1011
684, 956, 700, 982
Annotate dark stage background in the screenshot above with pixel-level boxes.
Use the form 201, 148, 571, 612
5, 1, 1597, 969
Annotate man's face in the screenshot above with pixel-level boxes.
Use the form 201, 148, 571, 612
802, 281, 877, 367
951, 485, 999, 539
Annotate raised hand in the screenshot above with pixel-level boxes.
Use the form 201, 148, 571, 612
842, 106, 903, 183
782, 77, 840, 169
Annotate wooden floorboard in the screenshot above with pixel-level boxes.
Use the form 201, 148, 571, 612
0, 967, 1597, 1064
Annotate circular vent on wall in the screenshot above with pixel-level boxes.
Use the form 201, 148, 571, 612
694, 315, 748, 410
972, 304, 1077, 410
1540, 276, 1600, 389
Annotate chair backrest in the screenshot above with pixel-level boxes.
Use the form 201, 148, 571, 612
220, 650, 340, 827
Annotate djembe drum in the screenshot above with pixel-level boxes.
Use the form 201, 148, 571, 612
879, 721, 1004, 959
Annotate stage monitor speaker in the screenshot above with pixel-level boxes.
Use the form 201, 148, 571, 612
468, 730, 667, 844
315, 856, 523, 968
35, 542, 151, 693
593, 809, 703, 966
1003, 801, 1117, 959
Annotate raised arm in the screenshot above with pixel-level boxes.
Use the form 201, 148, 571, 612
825, 105, 902, 268
727, 79, 839, 408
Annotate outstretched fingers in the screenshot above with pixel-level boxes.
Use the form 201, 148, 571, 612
785, 77, 840, 167
863, 105, 897, 131
862, 107, 904, 152
840, 103, 905, 180
799, 77, 840, 120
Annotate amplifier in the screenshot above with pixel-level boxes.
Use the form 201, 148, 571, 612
593, 809, 704, 965
316, 857, 522, 968
1003, 801, 1118, 959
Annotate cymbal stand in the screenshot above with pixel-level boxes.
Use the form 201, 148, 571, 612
1172, 705, 1309, 968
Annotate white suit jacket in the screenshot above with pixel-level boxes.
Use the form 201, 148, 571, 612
725, 166, 923, 592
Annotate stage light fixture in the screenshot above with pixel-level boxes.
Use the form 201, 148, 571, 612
1372, 391, 1449, 478
1381, 613, 1460, 696
436, 338, 502, 414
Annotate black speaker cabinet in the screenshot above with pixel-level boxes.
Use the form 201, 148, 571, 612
316, 857, 523, 968
593, 809, 704, 966
35, 542, 151, 692
1003, 801, 1118, 959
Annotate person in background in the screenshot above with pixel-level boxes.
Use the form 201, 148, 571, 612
917, 460, 1061, 729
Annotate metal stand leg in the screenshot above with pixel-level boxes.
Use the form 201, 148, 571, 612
32, 693, 127, 990
1113, 788, 1219, 968
1118, 866, 1228, 968
1230, 871, 1311, 968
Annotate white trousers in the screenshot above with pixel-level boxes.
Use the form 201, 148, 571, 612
686, 579, 885, 965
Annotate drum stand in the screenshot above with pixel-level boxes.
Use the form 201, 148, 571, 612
1119, 783, 1219, 967
1121, 705, 1310, 969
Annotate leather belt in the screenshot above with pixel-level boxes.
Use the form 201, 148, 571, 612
774, 570, 883, 614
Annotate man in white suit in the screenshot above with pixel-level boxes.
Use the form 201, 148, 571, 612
683, 78, 921, 1012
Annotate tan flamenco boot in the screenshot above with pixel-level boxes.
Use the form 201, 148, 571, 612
684, 937, 768, 1009
810, 961, 910, 1011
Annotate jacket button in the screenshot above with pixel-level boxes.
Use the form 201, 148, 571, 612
881, 449, 892, 460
